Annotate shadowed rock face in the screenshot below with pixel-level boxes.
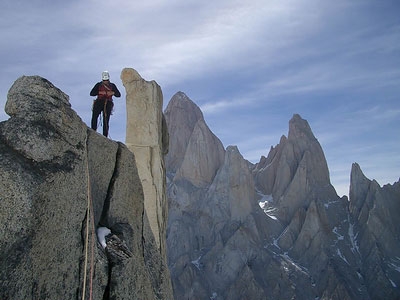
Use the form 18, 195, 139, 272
165, 91, 225, 188
0, 76, 173, 299
164, 91, 204, 174
253, 113, 334, 224
349, 163, 400, 300
165, 93, 400, 300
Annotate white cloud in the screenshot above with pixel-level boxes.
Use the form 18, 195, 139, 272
0, 0, 399, 199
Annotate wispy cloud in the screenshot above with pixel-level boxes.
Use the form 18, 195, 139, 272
0, 0, 399, 198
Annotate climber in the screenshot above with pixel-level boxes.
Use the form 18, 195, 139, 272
90, 71, 121, 137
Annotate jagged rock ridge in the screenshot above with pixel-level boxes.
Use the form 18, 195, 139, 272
349, 163, 400, 299
1, 76, 398, 300
165, 92, 400, 300
0, 76, 173, 299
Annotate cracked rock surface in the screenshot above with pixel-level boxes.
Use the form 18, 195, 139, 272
0, 76, 173, 299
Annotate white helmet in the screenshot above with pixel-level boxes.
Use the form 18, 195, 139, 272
102, 71, 110, 81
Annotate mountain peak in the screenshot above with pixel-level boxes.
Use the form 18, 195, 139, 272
164, 92, 224, 180
166, 91, 204, 122
165, 93, 400, 300
164, 92, 204, 173
172, 91, 190, 100
350, 162, 368, 181
253, 113, 333, 223
349, 162, 373, 217
288, 113, 316, 141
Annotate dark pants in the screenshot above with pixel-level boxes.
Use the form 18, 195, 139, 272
91, 99, 114, 137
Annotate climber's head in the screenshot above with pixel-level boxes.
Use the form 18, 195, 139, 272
102, 71, 110, 81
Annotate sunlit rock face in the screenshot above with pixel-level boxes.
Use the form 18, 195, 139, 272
121, 67, 169, 256
165, 93, 400, 300
0, 75, 173, 299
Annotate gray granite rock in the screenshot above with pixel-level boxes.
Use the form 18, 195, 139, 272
0, 75, 173, 299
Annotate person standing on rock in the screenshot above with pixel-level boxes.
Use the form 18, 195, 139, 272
90, 71, 121, 137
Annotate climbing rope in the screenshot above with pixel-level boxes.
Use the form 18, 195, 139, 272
103, 99, 108, 135
89, 181, 95, 300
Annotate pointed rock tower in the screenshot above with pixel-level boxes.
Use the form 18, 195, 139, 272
165, 93, 262, 299
121, 68, 168, 255
164, 91, 204, 173
253, 114, 336, 223
348, 163, 400, 299
165, 92, 225, 188
164, 98, 400, 299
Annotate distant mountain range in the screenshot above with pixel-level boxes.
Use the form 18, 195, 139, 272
165, 91, 400, 300
1, 75, 398, 300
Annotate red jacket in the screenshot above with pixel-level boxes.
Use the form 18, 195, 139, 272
90, 81, 121, 100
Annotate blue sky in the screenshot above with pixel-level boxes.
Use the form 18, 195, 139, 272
1, 0, 399, 196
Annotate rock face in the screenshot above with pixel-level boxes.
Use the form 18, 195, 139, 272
349, 163, 400, 300
165, 93, 260, 298
164, 91, 204, 174
121, 67, 169, 256
165, 92, 225, 188
0, 76, 173, 299
2, 77, 398, 300
253, 114, 334, 223
165, 93, 400, 299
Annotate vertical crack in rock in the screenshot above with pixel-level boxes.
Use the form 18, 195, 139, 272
102, 263, 112, 300
80, 132, 121, 300
99, 143, 123, 227
142, 205, 146, 258
98, 143, 123, 299
78, 130, 92, 300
